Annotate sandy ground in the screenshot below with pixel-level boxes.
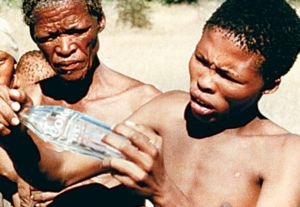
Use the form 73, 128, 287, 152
1, 1, 300, 134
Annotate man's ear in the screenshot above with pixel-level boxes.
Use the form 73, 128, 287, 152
29, 26, 36, 43
98, 15, 106, 32
263, 78, 281, 94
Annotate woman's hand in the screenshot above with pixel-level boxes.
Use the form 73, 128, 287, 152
0, 86, 32, 136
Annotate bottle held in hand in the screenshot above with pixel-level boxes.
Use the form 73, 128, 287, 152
19, 105, 124, 160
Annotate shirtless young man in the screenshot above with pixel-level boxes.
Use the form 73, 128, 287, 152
101, 0, 300, 206
0, 0, 160, 206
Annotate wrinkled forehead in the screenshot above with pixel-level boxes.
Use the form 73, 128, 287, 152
31, 0, 88, 25
34, 0, 84, 11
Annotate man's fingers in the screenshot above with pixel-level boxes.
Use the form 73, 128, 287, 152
125, 121, 162, 146
103, 132, 154, 172
0, 122, 11, 136
113, 122, 159, 158
31, 191, 58, 202
103, 158, 148, 183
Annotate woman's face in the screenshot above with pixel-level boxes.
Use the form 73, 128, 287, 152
0, 50, 15, 86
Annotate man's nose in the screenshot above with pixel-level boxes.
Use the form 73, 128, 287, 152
55, 36, 76, 56
197, 70, 217, 94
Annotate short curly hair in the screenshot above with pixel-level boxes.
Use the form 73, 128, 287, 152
204, 0, 300, 88
22, 0, 104, 25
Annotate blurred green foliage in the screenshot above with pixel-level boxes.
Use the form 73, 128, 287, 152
1, 0, 299, 29
158, 0, 197, 4
1, 0, 21, 8
116, 0, 152, 28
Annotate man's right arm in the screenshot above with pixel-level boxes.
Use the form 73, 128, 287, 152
0, 86, 105, 190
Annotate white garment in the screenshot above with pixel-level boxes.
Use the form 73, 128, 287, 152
0, 17, 19, 61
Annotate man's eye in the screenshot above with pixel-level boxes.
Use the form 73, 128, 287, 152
66, 28, 89, 35
217, 69, 240, 83
36, 36, 53, 43
36, 32, 58, 43
195, 55, 210, 67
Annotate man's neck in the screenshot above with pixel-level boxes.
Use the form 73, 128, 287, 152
39, 57, 100, 104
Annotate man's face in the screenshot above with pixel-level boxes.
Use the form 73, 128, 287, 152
189, 28, 265, 123
32, 1, 104, 81
0, 51, 14, 86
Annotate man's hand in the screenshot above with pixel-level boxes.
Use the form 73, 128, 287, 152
102, 121, 167, 203
103, 121, 194, 207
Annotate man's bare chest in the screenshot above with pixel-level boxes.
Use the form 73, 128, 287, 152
39, 95, 136, 125
163, 135, 263, 206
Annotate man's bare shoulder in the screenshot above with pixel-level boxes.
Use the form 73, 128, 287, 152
278, 133, 300, 155
12, 50, 55, 88
100, 64, 160, 94
127, 82, 162, 101
136, 90, 189, 109
128, 90, 190, 125
260, 133, 300, 196
257, 133, 300, 172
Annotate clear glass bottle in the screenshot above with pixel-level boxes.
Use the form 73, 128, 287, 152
19, 105, 124, 160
